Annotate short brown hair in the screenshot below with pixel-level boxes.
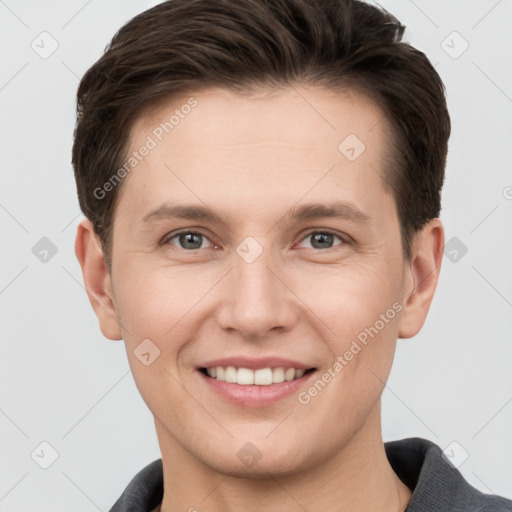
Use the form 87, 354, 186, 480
72, 0, 451, 271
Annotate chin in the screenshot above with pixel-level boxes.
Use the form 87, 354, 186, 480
195, 434, 320, 480
209, 454, 310, 480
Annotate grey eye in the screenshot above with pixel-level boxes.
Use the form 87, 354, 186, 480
298, 231, 344, 250
168, 231, 209, 250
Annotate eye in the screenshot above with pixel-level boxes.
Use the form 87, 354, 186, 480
163, 230, 215, 250
296, 230, 346, 250
161, 229, 347, 252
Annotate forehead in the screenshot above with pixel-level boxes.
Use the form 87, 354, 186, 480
116, 85, 394, 224
134, 85, 388, 154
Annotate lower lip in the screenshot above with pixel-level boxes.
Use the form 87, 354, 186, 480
198, 370, 316, 407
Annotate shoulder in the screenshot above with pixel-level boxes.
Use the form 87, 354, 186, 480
109, 459, 163, 512
385, 437, 512, 512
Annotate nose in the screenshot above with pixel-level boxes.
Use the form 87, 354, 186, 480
216, 242, 298, 340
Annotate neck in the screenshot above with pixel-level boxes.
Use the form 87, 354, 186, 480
156, 403, 412, 512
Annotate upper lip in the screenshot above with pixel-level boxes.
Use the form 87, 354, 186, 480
198, 357, 315, 370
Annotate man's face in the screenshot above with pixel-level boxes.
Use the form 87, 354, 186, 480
106, 86, 412, 475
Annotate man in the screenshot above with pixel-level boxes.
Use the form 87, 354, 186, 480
72, 0, 512, 510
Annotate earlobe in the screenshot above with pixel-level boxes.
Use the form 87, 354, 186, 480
398, 218, 444, 339
74, 218, 123, 340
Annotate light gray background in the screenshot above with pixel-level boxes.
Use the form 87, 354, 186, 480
1, 0, 511, 510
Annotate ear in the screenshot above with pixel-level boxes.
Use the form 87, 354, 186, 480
74, 218, 122, 340
398, 218, 444, 339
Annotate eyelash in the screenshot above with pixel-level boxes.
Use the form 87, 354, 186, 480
161, 229, 348, 251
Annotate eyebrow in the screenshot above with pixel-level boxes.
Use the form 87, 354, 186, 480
139, 201, 370, 228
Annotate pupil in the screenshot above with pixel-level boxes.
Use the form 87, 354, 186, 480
312, 233, 332, 249
181, 233, 202, 249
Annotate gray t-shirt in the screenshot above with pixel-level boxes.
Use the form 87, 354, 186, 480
109, 437, 512, 511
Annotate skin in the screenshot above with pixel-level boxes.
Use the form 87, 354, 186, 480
75, 85, 444, 511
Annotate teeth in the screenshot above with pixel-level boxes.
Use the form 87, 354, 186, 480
204, 366, 309, 385
237, 367, 254, 385
254, 368, 272, 385
225, 366, 237, 383
284, 368, 295, 381
272, 367, 285, 383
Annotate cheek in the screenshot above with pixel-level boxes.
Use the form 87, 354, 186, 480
112, 264, 227, 405
295, 256, 403, 338
294, 260, 402, 402
113, 263, 222, 337
112, 269, 199, 415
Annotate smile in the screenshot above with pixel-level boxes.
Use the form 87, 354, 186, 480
197, 357, 317, 406
201, 366, 313, 385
